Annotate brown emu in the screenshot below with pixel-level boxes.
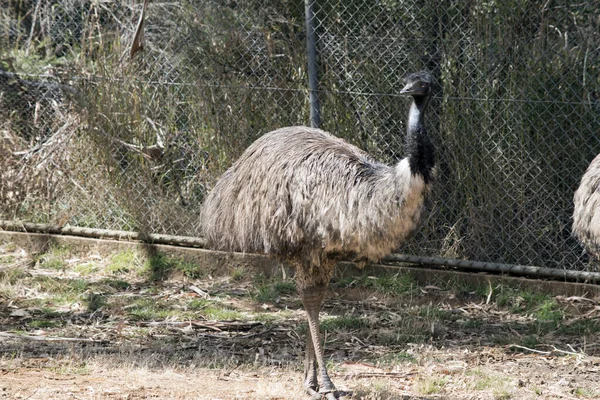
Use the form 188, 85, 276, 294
573, 153, 600, 259
200, 71, 435, 399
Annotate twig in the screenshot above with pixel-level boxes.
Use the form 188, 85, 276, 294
508, 344, 586, 358
508, 344, 551, 355
25, 0, 42, 56
0, 332, 102, 343
339, 371, 416, 379
196, 328, 272, 340
136, 320, 263, 332
189, 285, 209, 298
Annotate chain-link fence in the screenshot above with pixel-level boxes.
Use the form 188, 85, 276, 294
1, 1, 599, 272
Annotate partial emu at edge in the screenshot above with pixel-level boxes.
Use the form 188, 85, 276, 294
200, 71, 435, 399
573, 153, 600, 260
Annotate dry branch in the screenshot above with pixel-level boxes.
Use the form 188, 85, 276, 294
0, 332, 103, 343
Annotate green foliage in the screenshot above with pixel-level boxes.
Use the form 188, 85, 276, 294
84, 293, 107, 311
99, 278, 131, 291
495, 287, 564, 324
108, 250, 140, 274
374, 351, 417, 367
141, 252, 203, 281
230, 267, 246, 281
573, 387, 600, 399
320, 316, 368, 332
253, 280, 296, 303
29, 319, 59, 329
417, 375, 448, 395
203, 306, 244, 321
36, 244, 71, 271
0, 267, 28, 284
557, 319, 600, 336
351, 273, 418, 296
127, 298, 173, 321
187, 299, 211, 311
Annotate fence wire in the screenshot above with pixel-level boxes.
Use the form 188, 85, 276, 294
1, 1, 599, 272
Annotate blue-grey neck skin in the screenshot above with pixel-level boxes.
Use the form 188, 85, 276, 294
405, 95, 435, 183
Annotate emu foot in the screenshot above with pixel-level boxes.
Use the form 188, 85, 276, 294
304, 388, 339, 400
323, 391, 338, 400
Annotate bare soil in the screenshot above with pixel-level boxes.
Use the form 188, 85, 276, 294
1, 241, 600, 399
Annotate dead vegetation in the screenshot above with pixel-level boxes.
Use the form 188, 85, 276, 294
1, 241, 600, 399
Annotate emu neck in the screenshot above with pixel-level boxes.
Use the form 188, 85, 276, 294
407, 96, 428, 133
405, 95, 435, 183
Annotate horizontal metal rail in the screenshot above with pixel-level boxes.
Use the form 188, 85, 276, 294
0, 220, 206, 248
382, 254, 600, 283
2, 220, 599, 283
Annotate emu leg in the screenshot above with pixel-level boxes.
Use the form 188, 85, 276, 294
301, 285, 337, 399
303, 328, 318, 395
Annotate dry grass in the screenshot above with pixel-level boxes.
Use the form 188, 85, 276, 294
1, 241, 600, 399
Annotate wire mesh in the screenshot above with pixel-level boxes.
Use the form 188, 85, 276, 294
1, 0, 599, 272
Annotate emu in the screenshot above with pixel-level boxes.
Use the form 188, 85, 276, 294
200, 71, 435, 399
573, 153, 600, 259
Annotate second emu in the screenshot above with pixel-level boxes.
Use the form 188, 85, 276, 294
573, 153, 600, 259
200, 71, 435, 399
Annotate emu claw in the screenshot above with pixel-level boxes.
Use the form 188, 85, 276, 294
306, 387, 321, 400
306, 387, 339, 400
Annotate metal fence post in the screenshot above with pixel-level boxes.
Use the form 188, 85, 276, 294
304, 0, 321, 129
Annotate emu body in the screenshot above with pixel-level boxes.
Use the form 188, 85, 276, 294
200, 71, 435, 398
202, 126, 427, 263
573, 153, 600, 259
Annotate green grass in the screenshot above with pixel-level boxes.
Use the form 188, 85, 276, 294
557, 319, 600, 336
320, 315, 368, 332
417, 305, 453, 321
467, 368, 512, 397
50, 364, 90, 376
187, 298, 211, 311
374, 351, 417, 367
231, 267, 246, 281
417, 375, 448, 395
35, 244, 72, 271
29, 319, 60, 328
141, 252, 204, 281
73, 262, 99, 275
0, 255, 16, 266
107, 250, 141, 274
253, 280, 296, 303
378, 330, 430, 345
39, 307, 62, 318
203, 306, 245, 321
0, 267, 28, 284
84, 293, 107, 311
31, 276, 89, 305
332, 273, 418, 297
358, 273, 418, 296
126, 298, 174, 321
573, 387, 600, 398
99, 278, 131, 291
458, 319, 484, 329
186, 298, 245, 321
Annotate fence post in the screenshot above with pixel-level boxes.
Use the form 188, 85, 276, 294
304, 0, 321, 129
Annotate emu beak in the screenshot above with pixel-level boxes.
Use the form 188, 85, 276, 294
400, 81, 427, 96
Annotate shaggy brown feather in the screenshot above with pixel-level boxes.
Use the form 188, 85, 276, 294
200, 126, 428, 275
573, 153, 600, 259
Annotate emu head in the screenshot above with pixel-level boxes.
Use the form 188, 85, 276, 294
400, 71, 434, 98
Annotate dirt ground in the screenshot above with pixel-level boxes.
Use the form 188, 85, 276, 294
1, 239, 600, 399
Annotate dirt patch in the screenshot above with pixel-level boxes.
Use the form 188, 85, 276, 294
1, 241, 600, 399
